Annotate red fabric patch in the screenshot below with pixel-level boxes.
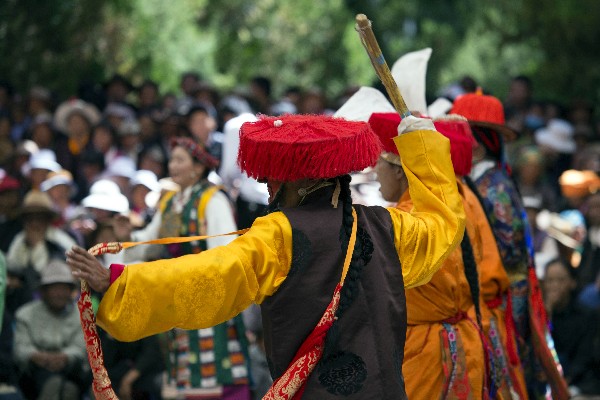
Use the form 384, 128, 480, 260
109, 264, 125, 284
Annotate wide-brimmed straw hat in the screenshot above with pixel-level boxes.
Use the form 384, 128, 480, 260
20, 190, 57, 218
54, 99, 101, 134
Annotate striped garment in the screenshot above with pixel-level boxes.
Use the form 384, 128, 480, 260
169, 317, 249, 396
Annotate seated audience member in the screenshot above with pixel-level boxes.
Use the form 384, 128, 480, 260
98, 328, 164, 400
13, 259, 88, 400
6, 191, 76, 294
543, 259, 600, 397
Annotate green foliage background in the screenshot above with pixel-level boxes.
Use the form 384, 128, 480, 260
1, 0, 598, 108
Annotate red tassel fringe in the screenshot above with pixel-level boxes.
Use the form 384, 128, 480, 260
238, 114, 382, 181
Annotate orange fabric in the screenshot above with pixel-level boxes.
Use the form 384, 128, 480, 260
398, 188, 485, 400
461, 181, 528, 399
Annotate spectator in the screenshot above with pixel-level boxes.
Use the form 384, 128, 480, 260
91, 120, 122, 166
0, 170, 22, 253
248, 76, 272, 114
185, 105, 221, 162
136, 80, 161, 115
522, 195, 560, 279
110, 137, 250, 399
40, 170, 80, 231
117, 119, 142, 162
103, 74, 135, 110
576, 192, 600, 291
102, 156, 136, 195
103, 102, 136, 133
98, 328, 164, 400
129, 170, 160, 224
543, 259, 600, 397
514, 146, 559, 210
13, 259, 88, 400
52, 99, 101, 174
0, 250, 24, 400
137, 144, 167, 180
6, 191, 76, 294
25, 149, 61, 191
535, 118, 576, 193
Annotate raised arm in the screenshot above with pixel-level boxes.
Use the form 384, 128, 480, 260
386, 117, 466, 288
95, 212, 293, 342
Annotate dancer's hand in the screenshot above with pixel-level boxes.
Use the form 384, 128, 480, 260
66, 245, 111, 292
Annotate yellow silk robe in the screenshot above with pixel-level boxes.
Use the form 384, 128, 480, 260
399, 181, 485, 400
97, 130, 466, 345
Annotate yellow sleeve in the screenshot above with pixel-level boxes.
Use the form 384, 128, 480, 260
387, 130, 466, 288
97, 212, 293, 342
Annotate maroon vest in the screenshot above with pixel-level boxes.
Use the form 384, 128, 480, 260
261, 189, 408, 399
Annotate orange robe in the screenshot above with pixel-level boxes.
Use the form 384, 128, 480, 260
399, 182, 486, 400
462, 181, 528, 400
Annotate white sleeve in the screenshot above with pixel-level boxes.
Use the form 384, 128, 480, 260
131, 211, 162, 243
126, 211, 163, 263
205, 191, 238, 249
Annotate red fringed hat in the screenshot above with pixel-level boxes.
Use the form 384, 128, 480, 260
170, 137, 219, 169
238, 114, 382, 181
450, 92, 518, 141
368, 112, 475, 176
432, 116, 476, 176
368, 113, 402, 166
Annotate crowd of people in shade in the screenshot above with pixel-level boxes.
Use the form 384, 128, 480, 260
0, 71, 599, 400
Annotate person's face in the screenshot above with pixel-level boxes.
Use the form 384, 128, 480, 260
107, 83, 129, 102
24, 214, 51, 234
131, 185, 150, 210
92, 126, 114, 153
181, 76, 198, 96
169, 146, 204, 189
120, 133, 139, 151
139, 156, 164, 179
82, 164, 102, 184
518, 161, 542, 185
88, 208, 114, 223
138, 115, 156, 141
508, 80, 530, 106
374, 157, 405, 203
32, 124, 53, 149
139, 85, 158, 107
67, 113, 91, 137
188, 111, 214, 145
42, 283, 73, 312
30, 168, 50, 189
543, 262, 575, 308
48, 184, 70, 202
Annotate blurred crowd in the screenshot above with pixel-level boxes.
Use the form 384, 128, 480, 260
0, 72, 599, 399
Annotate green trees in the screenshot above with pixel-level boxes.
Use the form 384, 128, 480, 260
0, 0, 598, 108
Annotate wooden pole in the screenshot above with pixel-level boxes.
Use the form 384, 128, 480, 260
355, 14, 411, 118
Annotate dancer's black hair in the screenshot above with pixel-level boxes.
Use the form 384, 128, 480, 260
323, 175, 373, 355
460, 233, 483, 329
